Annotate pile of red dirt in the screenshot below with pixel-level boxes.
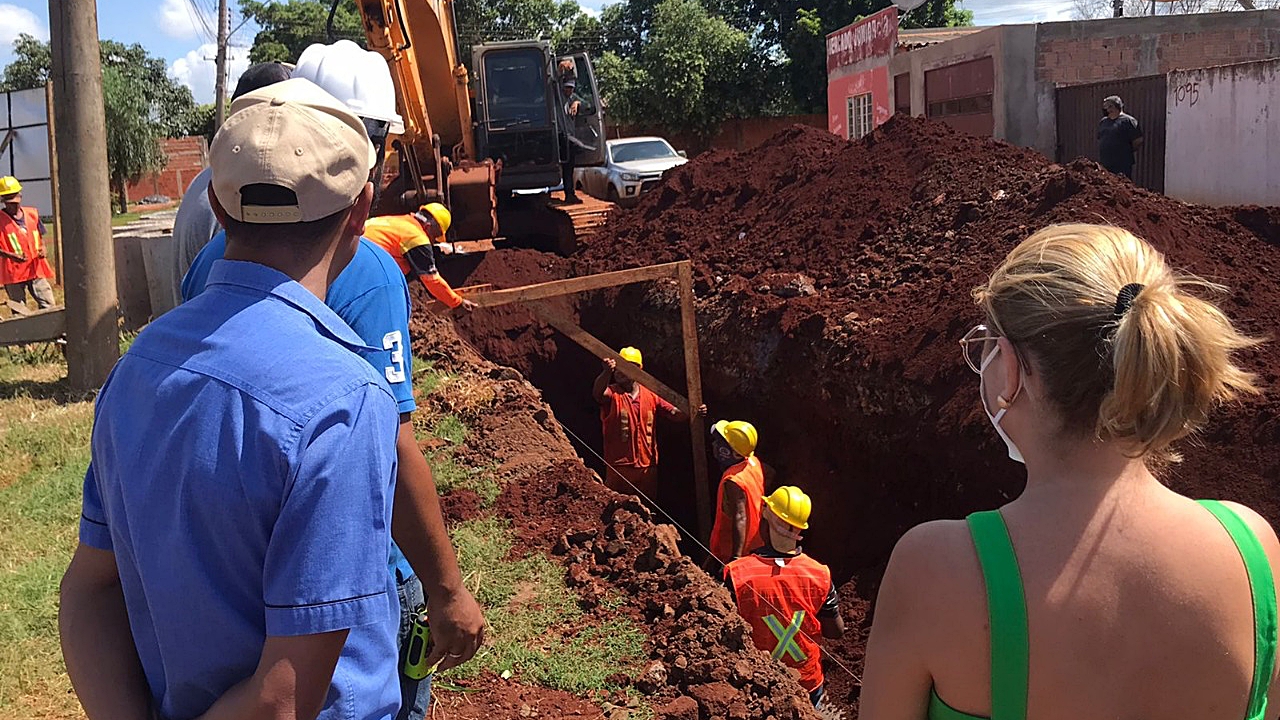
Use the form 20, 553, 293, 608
563, 116, 1280, 710
433, 116, 1280, 715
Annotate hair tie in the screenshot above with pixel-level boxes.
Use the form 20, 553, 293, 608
1114, 283, 1145, 318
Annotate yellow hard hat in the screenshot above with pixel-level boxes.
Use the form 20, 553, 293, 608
618, 346, 643, 368
764, 486, 811, 530
0, 176, 21, 197
418, 202, 452, 236
711, 419, 757, 458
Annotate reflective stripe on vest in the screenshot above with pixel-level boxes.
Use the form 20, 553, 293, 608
763, 610, 808, 662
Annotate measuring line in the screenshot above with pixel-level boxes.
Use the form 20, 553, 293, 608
445, 319, 865, 687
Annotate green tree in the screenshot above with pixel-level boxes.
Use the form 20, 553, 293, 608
0, 34, 50, 91
601, 0, 761, 138
782, 8, 827, 113
1, 36, 197, 212
239, 0, 364, 64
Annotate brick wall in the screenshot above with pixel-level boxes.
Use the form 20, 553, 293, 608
126, 136, 208, 204
610, 115, 826, 155
1037, 14, 1280, 86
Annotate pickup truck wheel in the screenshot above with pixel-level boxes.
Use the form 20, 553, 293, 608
607, 185, 620, 202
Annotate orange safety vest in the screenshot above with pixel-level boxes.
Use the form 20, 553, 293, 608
600, 385, 677, 468
0, 206, 52, 285
726, 552, 833, 691
362, 215, 463, 308
708, 456, 765, 564
361, 215, 420, 276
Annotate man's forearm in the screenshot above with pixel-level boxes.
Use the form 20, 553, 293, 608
60, 579, 152, 718
592, 372, 611, 403
393, 421, 464, 595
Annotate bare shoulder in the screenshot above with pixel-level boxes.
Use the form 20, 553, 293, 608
1216, 501, 1280, 552
884, 519, 978, 590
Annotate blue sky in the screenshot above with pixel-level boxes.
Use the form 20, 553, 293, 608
0, 0, 1075, 104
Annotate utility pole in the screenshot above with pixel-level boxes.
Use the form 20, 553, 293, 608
49, 0, 119, 391
214, 0, 229, 127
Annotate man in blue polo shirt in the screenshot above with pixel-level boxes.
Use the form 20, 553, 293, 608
60, 79, 401, 719
181, 42, 485, 720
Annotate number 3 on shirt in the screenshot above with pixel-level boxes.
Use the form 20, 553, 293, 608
383, 331, 406, 384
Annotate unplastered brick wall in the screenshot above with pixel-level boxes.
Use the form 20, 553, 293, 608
126, 136, 208, 204
1037, 14, 1280, 86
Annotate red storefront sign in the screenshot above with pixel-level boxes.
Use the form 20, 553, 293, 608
826, 6, 898, 74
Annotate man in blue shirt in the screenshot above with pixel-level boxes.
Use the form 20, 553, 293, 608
60, 79, 401, 720
183, 41, 485, 720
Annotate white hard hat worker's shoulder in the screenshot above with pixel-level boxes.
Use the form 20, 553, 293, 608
293, 40, 405, 134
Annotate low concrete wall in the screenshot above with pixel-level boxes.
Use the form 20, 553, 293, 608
1166, 58, 1279, 206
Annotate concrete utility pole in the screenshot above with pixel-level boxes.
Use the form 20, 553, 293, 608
49, 0, 119, 391
214, 0, 229, 127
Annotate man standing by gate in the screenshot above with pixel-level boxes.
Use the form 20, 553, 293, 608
1097, 95, 1144, 180
0, 176, 55, 316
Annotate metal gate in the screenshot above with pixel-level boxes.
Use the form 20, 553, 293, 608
1056, 75, 1166, 192
925, 57, 995, 137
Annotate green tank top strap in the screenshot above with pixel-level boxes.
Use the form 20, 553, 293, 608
966, 510, 1029, 720
1197, 500, 1277, 720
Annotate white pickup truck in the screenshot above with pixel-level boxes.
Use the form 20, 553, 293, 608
574, 136, 688, 207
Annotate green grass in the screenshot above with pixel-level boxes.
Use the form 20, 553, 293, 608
430, 452, 501, 507
110, 211, 144, 227
0, 352, 92, 719
444, 517, 646, 697
432, 414, 468, 445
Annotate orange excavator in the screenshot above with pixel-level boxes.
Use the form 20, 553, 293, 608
349, 0, 613, 254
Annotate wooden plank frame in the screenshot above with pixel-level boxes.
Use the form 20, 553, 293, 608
461, 260, 712, 540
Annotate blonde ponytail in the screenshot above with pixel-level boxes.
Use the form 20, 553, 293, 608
976, 224, 1260, 461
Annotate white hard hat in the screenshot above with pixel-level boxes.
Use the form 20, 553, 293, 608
292, 40, 404, 134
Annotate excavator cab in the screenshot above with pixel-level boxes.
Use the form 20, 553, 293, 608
472, 42, 605, 192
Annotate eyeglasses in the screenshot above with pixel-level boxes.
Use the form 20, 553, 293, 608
959, 324, 1001, 374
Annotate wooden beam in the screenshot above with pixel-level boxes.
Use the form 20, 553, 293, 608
0, 307, 66, 345
526, 301, 690, 412
677, 261, 711, 541
465, 262, 682, 309
0, 129, 14, 156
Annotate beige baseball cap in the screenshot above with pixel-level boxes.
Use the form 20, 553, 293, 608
210, 77, 376, 224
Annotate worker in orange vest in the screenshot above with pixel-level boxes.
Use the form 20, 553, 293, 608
0, 177, 55, 316
725, 486, 845, 707
593, 346, 705, 500
706, 419, 767, 567
362, 203, 476, 311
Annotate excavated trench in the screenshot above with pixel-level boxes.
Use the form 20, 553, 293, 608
434, 116, 1280, 712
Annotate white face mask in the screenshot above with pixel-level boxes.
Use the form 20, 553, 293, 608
980, 345, 1024, 464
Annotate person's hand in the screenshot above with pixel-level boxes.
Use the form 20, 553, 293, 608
569, 100, 581, 116
458, 299, 478, 312
36, 251, 46, 259
603, 357, 617, 372
423, 587, 485, 673
694, 404, 708, 418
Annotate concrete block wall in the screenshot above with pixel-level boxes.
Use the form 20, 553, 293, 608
1036, 11, 1280, 86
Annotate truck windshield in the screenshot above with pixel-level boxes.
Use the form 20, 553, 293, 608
610, 140, 676, 163
484, 49, 550, 129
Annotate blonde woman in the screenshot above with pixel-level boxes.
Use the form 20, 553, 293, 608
861, 224, 1280, 720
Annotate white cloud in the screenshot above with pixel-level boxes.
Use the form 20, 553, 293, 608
959, 0, 1075, 24
169, 42, 250, 104
0, 4, 48, 53
158, 0, 214, 40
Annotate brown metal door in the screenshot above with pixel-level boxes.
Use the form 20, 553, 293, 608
1055, 75, 1166, 192
894, 73, 911, 115
925, 57, 995, 137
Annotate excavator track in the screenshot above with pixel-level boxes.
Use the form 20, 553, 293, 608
552, 192, 615, 245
